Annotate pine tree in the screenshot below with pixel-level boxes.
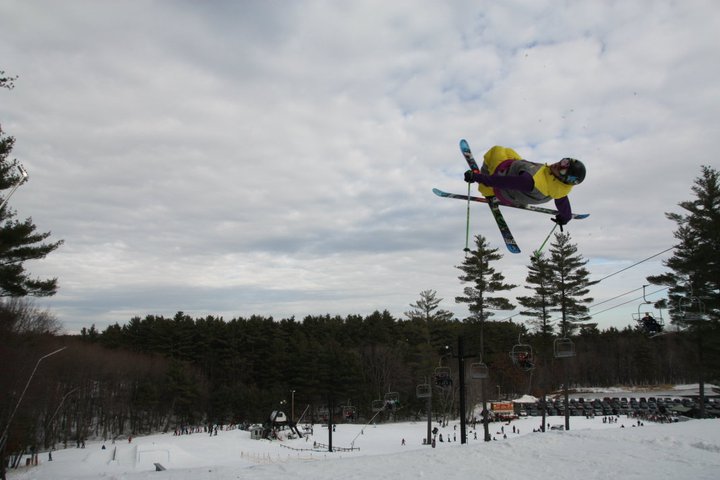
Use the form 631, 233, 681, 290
405, 290, 454, 323
404, 289, 455, 403
517, 253, 555, 335
455, 235, 516, 323
1, 73, 63, 297
405, 289, 455, 352
647, 165, 720, 326
646, 166, 720, 417
547, 232, 596, 336
455, 235, 515, 442
517, 252, 556, 432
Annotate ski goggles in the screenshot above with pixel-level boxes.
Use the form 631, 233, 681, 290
553, 158, 582, 185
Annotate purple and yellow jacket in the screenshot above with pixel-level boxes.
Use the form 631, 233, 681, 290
473, 146, 574, 222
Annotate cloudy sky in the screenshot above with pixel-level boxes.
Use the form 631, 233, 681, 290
1, 0, 718, 334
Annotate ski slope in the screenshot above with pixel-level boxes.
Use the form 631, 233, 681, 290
8, 414, 719, 480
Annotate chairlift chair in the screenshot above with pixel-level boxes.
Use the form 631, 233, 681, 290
681, 284, 706, 319
383, 391, 400, 411
684, 311, 706, 322
509, 337, 534, 371
371, 399, 385, 412
682, 295, 706, 323
637, 311, 664, 335
384, 391, 399, 402
0, 163, 29, 212
470, 361, 489, 379
342, 405, 356, 421
434, 366, 453, 388
553, 337, 576, 358
634, 284, 666, 335
416, 383, 432, 399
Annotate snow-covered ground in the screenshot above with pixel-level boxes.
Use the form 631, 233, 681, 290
8, 387, 720, 480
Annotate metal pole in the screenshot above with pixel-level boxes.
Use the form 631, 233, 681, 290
291, 390, 295, 424
0, 346, 67, 453
458, 337, 467, 444
426, 392, 432, 446
563, 362, 570, 431
327, 396, 333, 452
533, 222, 557, 257
464, 182, 472, 253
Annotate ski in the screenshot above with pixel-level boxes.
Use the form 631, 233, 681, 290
486, 196, 521, 253
432, 188, 590, 220
460, 138, 481, 172
459, 139, 521, 254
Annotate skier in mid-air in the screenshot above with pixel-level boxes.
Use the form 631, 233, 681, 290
463, 145, 586, 229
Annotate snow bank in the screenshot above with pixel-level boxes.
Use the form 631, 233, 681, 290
8, 416, 719, 480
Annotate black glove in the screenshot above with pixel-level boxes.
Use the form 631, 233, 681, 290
464, 170, 476, 183
551, 215, 569, 232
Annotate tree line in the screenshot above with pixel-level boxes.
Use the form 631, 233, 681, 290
0, 302, 709, 452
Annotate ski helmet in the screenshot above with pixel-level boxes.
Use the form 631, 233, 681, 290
553, 158, 586, 185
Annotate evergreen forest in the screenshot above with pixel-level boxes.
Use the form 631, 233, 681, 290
2, 302, 716, 453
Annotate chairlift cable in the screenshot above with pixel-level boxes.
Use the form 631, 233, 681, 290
496, 247, 675, 324
590, 287, 668, 317
593, 247, 674, 283
590, 286, 645, 309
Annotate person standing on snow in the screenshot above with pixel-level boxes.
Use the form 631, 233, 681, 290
463, 145, 586, 228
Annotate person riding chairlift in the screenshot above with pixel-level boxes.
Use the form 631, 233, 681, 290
517, 351, 534, 370
641, 313, 663, 334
